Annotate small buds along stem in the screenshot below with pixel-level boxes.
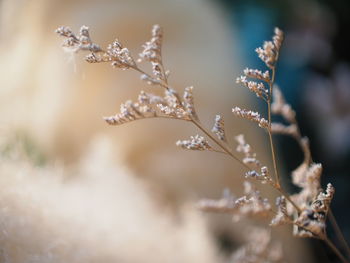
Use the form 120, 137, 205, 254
139, 24, 169, 84
232, 107, 269, 129
265, 29, 284, 188
211, 115, 226, 142
270, 196, 289, 226
243, 68, 271, 82
56, 25, 102, 53
199, 182, 272, 221
183, 86, 198, 120
276, 186, 301, 214
190, 118, 251, 170
235, 28, 285, 190
236, 75, 269, 100
235, 134, 261, 167
231, 227, 284, 263
245, 167, 274, 185
255, 28, 284, 69
176, 135, 212, 151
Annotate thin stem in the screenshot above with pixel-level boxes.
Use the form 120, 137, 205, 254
276, 186, 301, 213
133, 54, 303, 216
192, 117, 305, 216
292, 221, 324, 240
103, 31, 347, 263
324, 237, 349, 263
210, 149, 228, 155
132, 66, 169, 89
329, 209, 350, 258
190, 118, 251, 170
267, 67, 281, 188
133, 65, 250, 170
291, 221, 348, 262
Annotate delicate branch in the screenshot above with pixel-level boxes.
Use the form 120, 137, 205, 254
56, 25, 348, 263
324, 237, 349, 263
329, 209, 350, 259
190, 118, 251, 170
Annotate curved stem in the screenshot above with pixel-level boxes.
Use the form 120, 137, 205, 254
192, 117, 303, 214
267, 67, 281, 188
276, 186, 301, 213
329, 209, 350, 258
132, 66, 169, 89
292, 220, 348, 262
190, 118, 251, 170
132, 54, 303, 216
324, 237, 349, 263
127, 32, 348, 263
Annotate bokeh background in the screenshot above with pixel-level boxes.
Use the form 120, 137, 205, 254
218, 0, 350, 261
0, 0, 349, 262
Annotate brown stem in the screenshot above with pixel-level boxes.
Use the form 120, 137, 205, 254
329, 209, 350, 258
190, 118, 251, 170
324, 237, 349, 263
132, 66, 169, 89
192, 117, 303, 214
276, 186, 301, 214
267, 66, 281, 188
133, 55, 303, 217
291, 220, 348, 262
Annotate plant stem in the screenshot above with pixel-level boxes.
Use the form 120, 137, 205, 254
190, 118, 251, 170
329, 209, 350, 258
276, 185, 301, 213
267, 66, 281, 188
192, 116, 303, 214
133, 59, 303, 215
292, 220, 348, 262
324, 237, 349, 263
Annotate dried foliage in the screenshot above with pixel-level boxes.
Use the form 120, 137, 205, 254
56, 25, 350, 263
198, 182, 271, 222
231, 227, 284, 263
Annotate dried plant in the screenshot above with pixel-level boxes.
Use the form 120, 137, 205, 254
231, 227, 284, 263
56, 25, 350, 262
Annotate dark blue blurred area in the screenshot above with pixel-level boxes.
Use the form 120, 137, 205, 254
217, 0, 350, 261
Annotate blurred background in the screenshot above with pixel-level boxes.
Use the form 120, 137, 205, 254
218, 0, 350, 261
0, 0, 349, 262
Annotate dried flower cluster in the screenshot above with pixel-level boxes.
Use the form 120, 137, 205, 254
56, 25, 349, 263
231, 227, 284, 263
138, 24, 168, 82
176, 135, 212, 151
232, 107, 269, 129
56, 25, 102, 53
235, 134, 260, 167
255, 28, 283, 69
294, 183, 335, 238
198, 181, 271, 222
211, 115, 226, 141
245, 167, 273, 185
236, 74, 268, 99
270, 196, 289, 227
56, 25, 202, 129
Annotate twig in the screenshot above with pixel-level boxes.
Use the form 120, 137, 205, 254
329, 209, 350, 258
191, 118, 251, 170
324, 237, 349, 263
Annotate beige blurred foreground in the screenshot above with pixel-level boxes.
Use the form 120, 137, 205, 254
0, 136, 220, 262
